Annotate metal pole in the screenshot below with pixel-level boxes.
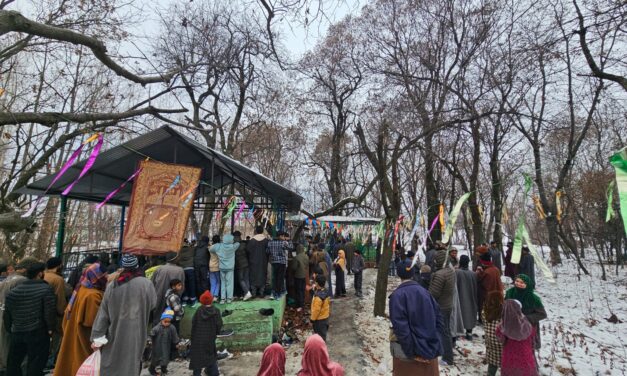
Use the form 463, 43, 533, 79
118, 205, 126, 253
55, 196, 68, 258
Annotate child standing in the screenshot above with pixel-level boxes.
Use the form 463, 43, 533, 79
149, 309, 180, 375
310, 275, 331, 341
189, 291, 223, 376
211, 234, 239, 304
496, 299, 538, 376
482, 291, 504, 376
351, 249, 365, 298
165, 279, 185, 333
333, 250, 346, 298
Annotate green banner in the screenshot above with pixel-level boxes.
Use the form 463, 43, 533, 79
521, 223, 555, 283
442, 192, 472, 244
512, 174, 534, 264
606, 180, 615, 222
609, 147, 627, 236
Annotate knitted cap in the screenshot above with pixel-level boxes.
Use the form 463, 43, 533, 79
161, 308, 174, 321
16, 256, 41, 270
200, 290, 214, 306
120, 254, 139, 269
420, 265, 431, 274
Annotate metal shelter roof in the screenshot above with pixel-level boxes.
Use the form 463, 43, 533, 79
15, 126, 303, 211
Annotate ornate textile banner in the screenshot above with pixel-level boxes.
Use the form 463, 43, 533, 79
123, 160, 201, 255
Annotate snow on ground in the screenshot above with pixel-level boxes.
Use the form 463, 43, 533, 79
356, 259, 627, 376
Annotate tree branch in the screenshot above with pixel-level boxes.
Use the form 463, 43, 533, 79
0, 10, 176, 86
0, 106, 187, 127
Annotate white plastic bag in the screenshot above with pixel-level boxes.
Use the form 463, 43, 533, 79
76, 350, 100, 376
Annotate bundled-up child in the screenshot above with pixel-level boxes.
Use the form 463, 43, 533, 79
351, 249, 365, 297
333, 250, 347, 298
310, 275, 331, 341
165, 279, 185, 332
482, 291, 504, 376
496, 299, 537, 376
189, 291, 223, 376
149, 309, 180, 375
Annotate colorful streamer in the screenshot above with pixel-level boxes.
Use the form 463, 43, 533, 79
62, 134, 103, 195
520, 223, 555, 283
410, 215, 441, 269
512, 174, 533, 265
555, 191, 563, 223
441, 192, 472, 244
609, 147, 627, 236
532, 195, 546, 219
23, 133, 101, 217
95, 167, 143, 210
162, 174, 181, 198
438, 204, 445, 233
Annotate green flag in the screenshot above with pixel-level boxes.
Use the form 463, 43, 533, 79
609, 147, 627, 236
442, 192, 472, 244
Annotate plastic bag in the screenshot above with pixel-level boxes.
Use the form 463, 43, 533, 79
76, 350, 100, 376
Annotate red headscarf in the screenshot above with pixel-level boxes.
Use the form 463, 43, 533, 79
257, 343, 286, 376
297, 335, 344, 376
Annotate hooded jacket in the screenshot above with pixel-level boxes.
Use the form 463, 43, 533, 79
291, 245, 309, 279
429, 251, 456, 310
389, 280, 444, 360
234, 237, 248, 269
310, 288, 330, 321
193, 239, 210, 268
210, 234, 239, 270
189, 305, 223, 370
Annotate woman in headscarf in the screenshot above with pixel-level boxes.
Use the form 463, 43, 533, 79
53, 263, 108, 376
257, 343, 286, 376
504, 274, 547, 349
333, 250, 346, 298
297, 334, 344, 376
482, 291, 504, 376
496, 300, 538, 376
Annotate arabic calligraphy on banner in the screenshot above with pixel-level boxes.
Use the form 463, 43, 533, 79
123, 160, 201, 255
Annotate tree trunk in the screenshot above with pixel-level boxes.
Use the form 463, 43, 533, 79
374, 216, 396, 317
545, 215, 562, 265
423, 134, 441, 241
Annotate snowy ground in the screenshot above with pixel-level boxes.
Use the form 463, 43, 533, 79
356, 259, 627, 376
139, 257, 626, 375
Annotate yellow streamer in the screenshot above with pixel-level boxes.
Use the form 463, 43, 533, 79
532, 195, 546, 219
83, 133, 100, 145
556, 191, 563, 223
439, 204, 445, 232
502, 206, 509, 224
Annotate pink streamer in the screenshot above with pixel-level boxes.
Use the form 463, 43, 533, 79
235, 201, 246, 222
62, 134, 104, 195
410, 215, 441, 268
23, 138, 91, 217
95, 167, 143, 210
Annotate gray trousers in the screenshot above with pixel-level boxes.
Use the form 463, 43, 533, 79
237, 267, 250, 294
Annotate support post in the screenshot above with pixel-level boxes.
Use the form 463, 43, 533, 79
118, 205, 126, 252
55, 196, 68, 258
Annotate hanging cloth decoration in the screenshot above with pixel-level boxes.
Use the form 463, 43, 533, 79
161, 173, 181, 199
441, 192, 472, 244
62, 134, 103, 196
519, 223, 555, 282
410, 215, 441, 269
438, 204, 445, 233
532, 195, 546, 219
466, 206, 474, 225
391, 215, 404, 252
23, 133, 102, 217
609, 147, 627, 236
502, 205, 509, 224
406, 210, 422, 246
512, 174, 533, 264
96, 166, 143, 210
606, 180, 616, 222
555, 191, 563, 223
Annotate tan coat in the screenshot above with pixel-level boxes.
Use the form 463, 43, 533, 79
44, 270, 68, 330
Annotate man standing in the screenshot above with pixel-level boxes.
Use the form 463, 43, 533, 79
476, 252, 504, 322
266, 232, 293, 300
455, 255, 478, 340
43, 257, 68, 369
517, 247, 536, 286
290, 244, 309, 311
389, 258, 443, 375
4, 260, 56, 376
246, 227, 269, 298
178, 242, 196, 305
343, 237, 355, 275
488, 241, 503, 273
233, 231, 252, 301
194, 236, 210, 298
503, 241, 516, 279
0, 257, 34, 375
429, 250, 456, 366
151, 252, 185, 325
91, 254, 157, 376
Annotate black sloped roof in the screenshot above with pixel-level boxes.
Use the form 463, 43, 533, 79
15, 125, 303, 211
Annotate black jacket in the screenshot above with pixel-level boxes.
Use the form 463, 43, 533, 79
189, 306, 223, 370
193, 241, 210, 267
3, 279, 56, 333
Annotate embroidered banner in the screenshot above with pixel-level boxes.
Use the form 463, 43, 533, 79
123, 160, 201, 255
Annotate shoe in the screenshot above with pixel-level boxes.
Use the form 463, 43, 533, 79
217, 349, 232, 360
266, 295, 274, 300
219, 299, 226, 304
221, 309, 233, 317
217, 329, 235, 338
439, 360, 450, 367
243, 292, 252, 301
226, 299, 232, 304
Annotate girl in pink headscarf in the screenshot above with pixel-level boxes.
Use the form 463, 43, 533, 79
298, 334, 344, 376
496, 299, 538, 376
257, 343, 286, 376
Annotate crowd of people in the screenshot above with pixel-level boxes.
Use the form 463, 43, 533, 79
0, 228, 545, 376
388, 240, 545, 376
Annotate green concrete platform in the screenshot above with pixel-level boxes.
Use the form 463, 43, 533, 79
179, 296, 286, 352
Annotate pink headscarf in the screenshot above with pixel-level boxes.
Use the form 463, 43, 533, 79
257, 343, 286, 376
499, 299, 533, 341
298, 335, 344, 376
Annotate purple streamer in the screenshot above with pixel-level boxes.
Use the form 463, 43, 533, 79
62, 134, 103, 196
95, 167, 142, 210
